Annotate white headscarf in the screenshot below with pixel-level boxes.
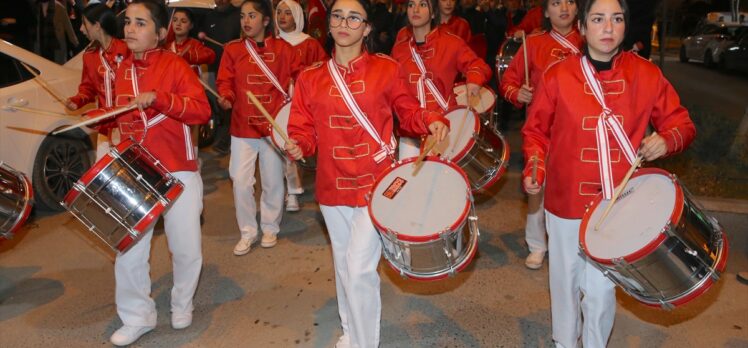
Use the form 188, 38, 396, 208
275, 0, 311, 46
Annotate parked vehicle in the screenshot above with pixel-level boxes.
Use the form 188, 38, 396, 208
680, 12, 748, 68
722, 30, 748, 73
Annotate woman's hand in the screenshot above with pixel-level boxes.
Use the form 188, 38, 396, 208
217, 96, 232, 110
517, 84, 533, 104
284, 138, 303, 160
129, 92, 157, 110
523, 176, 541, 195
428, 121, 449, 142
639, 133, 667, 161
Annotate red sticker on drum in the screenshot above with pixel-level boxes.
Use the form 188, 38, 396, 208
382, 177, 407, 199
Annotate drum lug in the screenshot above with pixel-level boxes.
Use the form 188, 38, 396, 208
611, 257, 629, 268
659, 300, 675, 311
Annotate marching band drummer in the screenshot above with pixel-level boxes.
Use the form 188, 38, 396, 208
166, 8, 217, 76
66, 3, 129, 159
394, 0, 471, 45
274, 0, 328, 212
216, 0, 302, 256
500, 0, 582, 270
522, 0, 695, 346
284, 0, 449, 345
95, 0, 211, 345
390, 0, 491, 159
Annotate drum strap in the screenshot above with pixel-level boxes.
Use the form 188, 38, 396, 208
99, 49, 114, 108
409, 44, 449, 111
549, 30, 580, 55
244, 39, 290, 102
580, 56, 637, 200
326, 59, 396, 163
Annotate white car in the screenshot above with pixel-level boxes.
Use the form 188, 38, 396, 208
0, 39, 96, 211
680, 13, 748, 68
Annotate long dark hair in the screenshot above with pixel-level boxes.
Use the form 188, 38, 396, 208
83, 4, 117, 38
327, 0, 374, 51
242, 0, 275, 37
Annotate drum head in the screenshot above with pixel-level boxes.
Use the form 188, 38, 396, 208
369, 158, 471, 241
271, 103, 291, 150
583, 172, 677, 261
431, 107, 479, 162
453, 85, 496, 114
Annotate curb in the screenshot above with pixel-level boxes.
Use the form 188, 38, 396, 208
696, 196, 748, 215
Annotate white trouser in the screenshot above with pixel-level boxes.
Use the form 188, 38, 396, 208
398, 136, 420, 160
284, 158, 303, 195
114, 171, 204, 327
320, 205, 382, 348
525, 189, 547, 253
229, 136, 284, 240
546, 210, 616, 348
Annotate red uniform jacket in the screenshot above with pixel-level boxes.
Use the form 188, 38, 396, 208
500, 29, 582, 108
288, 52, 450, 207
395, 15, 472, 44
522, 52, 696, 219
106, 48, 211, 173
166, 37, 216, 75
217, 37, 302, 138
292, 37, 328, 67
69, 38, 129, 109
391, 27, 491, 114
507, 6, 542, 37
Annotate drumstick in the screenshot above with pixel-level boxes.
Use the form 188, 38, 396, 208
531, 151, 538, 184
198, 79, 221, 99
203, 35, 225, 47
413, 136, 438, 175
53, 105, 137, 135
521, 31, 530, 88
594, 155, 644, 231
3, 105, 72, 118
20, 62, 69, 108
245, 90, 305, 163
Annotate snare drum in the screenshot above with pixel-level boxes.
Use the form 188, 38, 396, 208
430, 107, 509, 191
0, 162, 33, 240
453, 83, 496, 115
62, 139, 184, 253
368, 157, 479, 280
495, 38, 522, 82
270, 102, 317, 169
580, 168, 729, 310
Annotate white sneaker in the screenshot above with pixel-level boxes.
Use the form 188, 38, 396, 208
261, 233, 277, 248
172, 312, 193, 330
525, 251, 545, 270
233, 237, 254, 256
286, 194, 300, 212
335, 334, 351, 348
110, 325, 154, 346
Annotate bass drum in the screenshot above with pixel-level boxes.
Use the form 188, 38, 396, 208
495, 38, 523, 83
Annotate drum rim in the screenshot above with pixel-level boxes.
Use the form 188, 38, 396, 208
444, 106, 480, 163
579, 168, 684, 265
368, 156, 472, 243
7, 172, 34, 235
385, 231, 479, 281
62, 150, 118, 205
270, 102, 292, 151
470, 128, 510, 192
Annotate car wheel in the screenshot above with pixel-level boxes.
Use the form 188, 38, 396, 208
679, 45, 688, 63
704, 51, 714, 68
32, 135, 92, 212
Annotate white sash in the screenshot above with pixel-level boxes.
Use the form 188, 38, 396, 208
409, 43, 449, 111
549, 30, 580, 55
99, 49, 114, 107
326, 59, 396, 163
244, 39, 290, 102
580, 56, 637, 199
172, 41, 204, 76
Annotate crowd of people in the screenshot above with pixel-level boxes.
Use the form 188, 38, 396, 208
3, 0, 705, 347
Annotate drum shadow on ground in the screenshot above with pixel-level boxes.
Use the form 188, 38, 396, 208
381, 260, 477, 296
517, 311, 554, 347
311, 298, 345, 348
281, 209, 329, 248
0, 266, 64, 321
616, 278, 726, 326
102, 263, 244, 346
380, 283, 481, 347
